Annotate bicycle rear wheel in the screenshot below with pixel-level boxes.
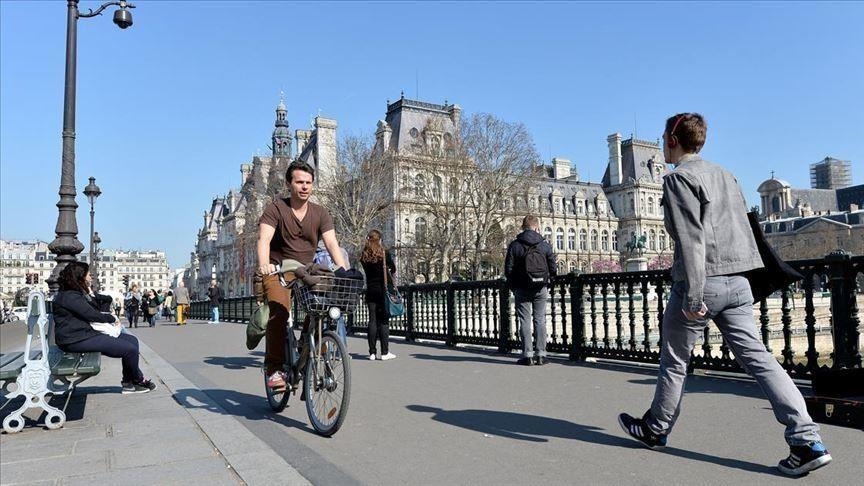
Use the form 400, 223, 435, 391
264, 367, 291, 412
305, 330, 351, 436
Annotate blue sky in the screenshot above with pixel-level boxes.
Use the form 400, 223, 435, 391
1, 1, 862, 268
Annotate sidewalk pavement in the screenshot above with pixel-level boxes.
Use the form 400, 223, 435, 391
0, 336, 310, 486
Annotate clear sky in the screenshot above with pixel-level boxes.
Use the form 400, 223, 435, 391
1, 1, 862, 268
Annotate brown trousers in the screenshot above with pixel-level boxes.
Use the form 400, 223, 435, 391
263, 273, 293, 375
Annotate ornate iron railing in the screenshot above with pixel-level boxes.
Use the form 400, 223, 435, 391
189, 252, 862, 378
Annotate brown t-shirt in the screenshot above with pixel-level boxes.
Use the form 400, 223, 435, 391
258, 198, 334, 265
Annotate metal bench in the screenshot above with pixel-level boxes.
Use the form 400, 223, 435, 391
0, 291, 101, 433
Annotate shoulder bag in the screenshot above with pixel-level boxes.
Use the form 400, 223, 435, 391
383, 254, 405, 317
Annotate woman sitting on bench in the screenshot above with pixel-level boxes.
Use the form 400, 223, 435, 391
52, 262, 157, 394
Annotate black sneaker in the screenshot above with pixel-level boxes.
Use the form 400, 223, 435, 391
516, 357, 534, 366
778, 442, 832, 476
534, 356, 548, 366
618, 413, 667, 450
121, 381, 135, 393
123, 379, 157, 394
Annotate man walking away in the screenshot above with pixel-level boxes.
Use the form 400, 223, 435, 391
173, 281, 190, 325
504, 214, 556, 366
208, 280, 224, 324
617, 113, 830, 476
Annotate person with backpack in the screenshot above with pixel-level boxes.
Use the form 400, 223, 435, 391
504, 214, 557, 366
123, 284, 142, 328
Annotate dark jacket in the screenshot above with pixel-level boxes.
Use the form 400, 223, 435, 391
52, 290, 116, 347
504, 229, 557, 290
208, 286, 224, 308
360, 250, 396, 303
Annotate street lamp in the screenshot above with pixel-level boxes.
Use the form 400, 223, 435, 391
92, 231, 102, 291
46, 0, 136, 294
83, 176, 101, 282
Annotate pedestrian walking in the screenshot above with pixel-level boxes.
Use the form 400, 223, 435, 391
617, 112, 831, 476
208, 280, 224, 324
359, 229, 397, 361
142, 289, 158, 327
173, 280, 190, 325
123, 284, 142, 328
163, 291, 175, 321
504, 214, 557, 366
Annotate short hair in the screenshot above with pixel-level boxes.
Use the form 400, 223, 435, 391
665, 113, 707, 154
521, 214, 539, 230
285, 160, 316, 183
57, 261, 89, 293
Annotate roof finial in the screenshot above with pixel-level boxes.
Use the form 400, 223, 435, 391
401, 90, 405, 99
280, 90, 284, 103
771, 170, 775, 179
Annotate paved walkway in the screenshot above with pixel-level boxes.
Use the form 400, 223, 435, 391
2, 319, 862, 485
0, 326, 309, 486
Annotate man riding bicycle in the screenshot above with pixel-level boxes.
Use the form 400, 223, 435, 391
257, 160, 347, 391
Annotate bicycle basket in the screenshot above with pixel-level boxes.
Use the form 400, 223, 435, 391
293, 276, 364, 314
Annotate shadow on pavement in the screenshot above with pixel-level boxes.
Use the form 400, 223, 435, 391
0, 384, 116, 430
203, 355, 263, 370
406, 404, 785, 476
407, 404, 632, 444
172, 387, 318, 435
409, 353, 515, 365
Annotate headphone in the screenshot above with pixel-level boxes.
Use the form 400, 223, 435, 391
667, 114, 686, 148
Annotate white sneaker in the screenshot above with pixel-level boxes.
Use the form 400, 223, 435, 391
368, 354, 377, 360
380, 352, 397, 361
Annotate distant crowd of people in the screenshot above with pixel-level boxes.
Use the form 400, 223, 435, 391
122, 280, 192, 327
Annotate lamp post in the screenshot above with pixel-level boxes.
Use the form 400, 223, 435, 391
92, 231, 102, 292
83, 175, 101, 283
46, 0, 136, 293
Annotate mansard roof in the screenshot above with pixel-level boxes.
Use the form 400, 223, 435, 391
384, 97, 459, 153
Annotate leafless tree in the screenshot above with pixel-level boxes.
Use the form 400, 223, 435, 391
317, 133, 394, 261
458, 113, 541, 279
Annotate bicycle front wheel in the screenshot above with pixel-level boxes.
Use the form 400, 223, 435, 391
304, 330, 351, 436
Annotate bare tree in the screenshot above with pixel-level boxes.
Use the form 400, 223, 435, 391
458, 113, 541, 279
317, 133, 394, 260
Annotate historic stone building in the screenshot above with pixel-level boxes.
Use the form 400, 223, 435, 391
757, 160, 862, 261
186, 98, 337, 299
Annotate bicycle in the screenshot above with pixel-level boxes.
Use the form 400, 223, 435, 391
264, 272, 363, 437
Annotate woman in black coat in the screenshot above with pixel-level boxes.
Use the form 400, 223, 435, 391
52, 262, 156, 394
359, 230, 397, 361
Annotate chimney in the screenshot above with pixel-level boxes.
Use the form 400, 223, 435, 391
552, 157, 571, 179
607, 133, 623, 186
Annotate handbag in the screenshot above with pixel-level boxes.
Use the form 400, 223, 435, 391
742, 211, 804, 301
246, 302, 268, 350
91, 320, 121, 338
382, 255, 405, 317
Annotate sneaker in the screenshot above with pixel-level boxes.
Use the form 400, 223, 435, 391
516, 357, 534, 366
618, 413, 667, 450
778, 442, 832, 476
120, 381, 134, 393
380, 352, 397, 361
267, 371, 286, 390
368, 354, 377, 361
535, 356, 548, 366
123, 379, 157, 394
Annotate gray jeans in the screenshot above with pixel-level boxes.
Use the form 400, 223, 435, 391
647, 276, 821, 445
514, 287, 548, 359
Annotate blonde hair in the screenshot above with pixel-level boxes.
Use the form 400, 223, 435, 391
360, 229, 385, 263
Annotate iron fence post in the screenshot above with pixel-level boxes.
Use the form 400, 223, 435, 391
570, 274, 586, 361
406, 285, 416, 342
446, 282, 456, 347
498, 279, 511, 354
826, 250, 862, 369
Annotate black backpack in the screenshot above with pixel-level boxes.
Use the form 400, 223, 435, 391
521, 242, 549, 285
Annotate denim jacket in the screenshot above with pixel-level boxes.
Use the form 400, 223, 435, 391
662, 154, 763, 311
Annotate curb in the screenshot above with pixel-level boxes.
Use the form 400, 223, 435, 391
136, 339, 311, 486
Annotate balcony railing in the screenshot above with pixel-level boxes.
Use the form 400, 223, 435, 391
188, 252, 862, 378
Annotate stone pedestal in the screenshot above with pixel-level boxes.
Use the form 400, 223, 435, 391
625, 257, 647, 272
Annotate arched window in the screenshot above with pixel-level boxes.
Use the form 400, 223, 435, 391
538, 195, 545, 212
415, 174, 426, 197
647, 197, 654, 215
590, 229, 598, 251
568, 228, 576, 250
601, 230, 609, 251
557, 260, 566, 274
772, 196, 780, 213
659, 230, 667, 250
415, 217, 427, 244
543, 227, 553, 243
432, 175, 442, 200
577, 200, 585, 215
579, 229, 588, 251
569, 261, 578, 273
649, 229, 657, 250
556, 228, 565, 250
612, 231, 618, 251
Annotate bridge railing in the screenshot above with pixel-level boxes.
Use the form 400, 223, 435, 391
189, 252, 862, 377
